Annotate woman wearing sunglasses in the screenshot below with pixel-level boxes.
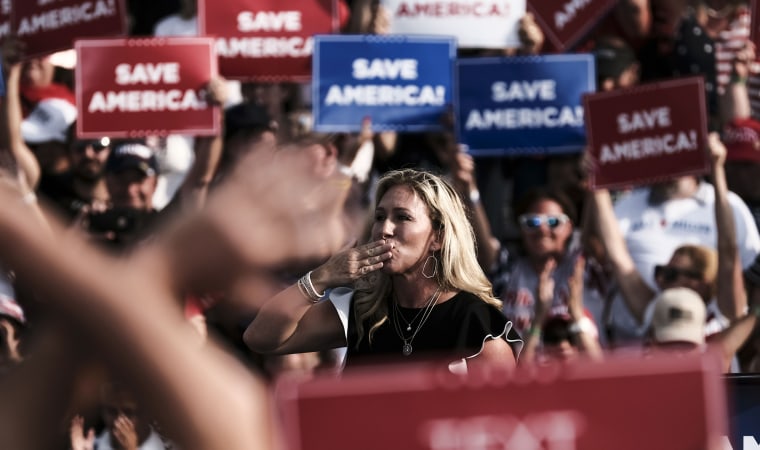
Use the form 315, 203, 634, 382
591, 133, 753, 369
500, 187, 591, 338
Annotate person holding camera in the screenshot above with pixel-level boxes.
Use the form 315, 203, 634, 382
86, 142, 162, 251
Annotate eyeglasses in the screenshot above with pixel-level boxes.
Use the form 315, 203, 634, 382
74, 137, 111, 153
653, 265, 703, 283
518, 214, 570, 229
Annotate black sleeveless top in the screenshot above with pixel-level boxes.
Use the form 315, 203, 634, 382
345, 291, 523, 368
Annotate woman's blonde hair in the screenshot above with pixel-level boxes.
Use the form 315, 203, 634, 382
672, 244, 718, 301
352, 169, 501, 347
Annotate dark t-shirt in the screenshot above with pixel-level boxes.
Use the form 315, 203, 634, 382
37, 172, 91, 221
345, 291, 522, 367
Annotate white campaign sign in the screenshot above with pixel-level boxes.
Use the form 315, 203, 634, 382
382, 0, 525, 48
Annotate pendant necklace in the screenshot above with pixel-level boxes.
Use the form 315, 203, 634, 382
391, 286, 441, 356
392, 292, 430, 332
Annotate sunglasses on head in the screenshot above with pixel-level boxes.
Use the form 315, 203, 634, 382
518, 213, 569, 229
653, 265, 703, 283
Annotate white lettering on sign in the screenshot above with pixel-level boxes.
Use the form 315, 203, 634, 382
396, 1, 510, 17
422, 411, 586, 450
115, 63, 180, 85
599, 130, 698, 164
720, 435, 760, 450
87, 89, 207, 113
236, 10, 302, 32
0, 21, 9, 39
215, 36, 312, 58
554, 0, 592, 31
617, 107, 672, 133
352, 58, 418, 80
465, 106, 583, 129
17, 0, 116, 35
492, 80, 556, 102
3, 0, 12, 15
323, 84, 446, 106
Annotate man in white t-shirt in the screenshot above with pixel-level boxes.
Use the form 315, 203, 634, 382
607, 175, 760, 343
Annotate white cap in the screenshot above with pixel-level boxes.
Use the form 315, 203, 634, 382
651, 287, 706, 346
21, 98, 77, 144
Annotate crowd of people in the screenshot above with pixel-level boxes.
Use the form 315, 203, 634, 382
1, 0, 760, 448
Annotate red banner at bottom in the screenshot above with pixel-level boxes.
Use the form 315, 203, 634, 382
276, 351, 727, 450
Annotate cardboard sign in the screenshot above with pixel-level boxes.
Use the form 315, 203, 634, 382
198, 0, 338, 81
312, 35, 456, 132
528, 0, 617, 52
457, 54, 595, 156
75, 37, 220, 139
382, 0, 526, 49
12, 0, 128, 59
584, 77, 709, 190
276, 352, 727, 450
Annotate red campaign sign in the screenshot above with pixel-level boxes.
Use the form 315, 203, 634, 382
276, 352, 727, 450
528, 0, 617, 52
198, 0, 338, 82
584, 77, 710, 190
75, 37, 220, 139
11, 0, 128, 59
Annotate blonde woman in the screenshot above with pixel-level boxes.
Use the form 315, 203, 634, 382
244, 169, 522, 371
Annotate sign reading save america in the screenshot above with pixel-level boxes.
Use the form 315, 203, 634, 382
528, 0, 617, 52
584, 76, 709, 189
382, 0, 526, 49
312, 34, 456, 132
75, 37, 220, 139
457, 54, 595, 156
12, 0, 128, 59
198, 0, 338, 81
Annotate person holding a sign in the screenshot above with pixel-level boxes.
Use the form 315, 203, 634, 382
244, 169, 522, 371
590, 133, 753, 363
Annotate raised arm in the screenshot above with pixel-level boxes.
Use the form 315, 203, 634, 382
566, 256, 604, 361
0, 140, 356, 449
178, 76, 228, 212
709, 132, 746, 321
1, 48, 41, 190
447, 146, 501, 272
243, 239, 392, 354
588, 188, 655, 324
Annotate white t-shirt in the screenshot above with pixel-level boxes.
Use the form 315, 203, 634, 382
94, 429, 167, 450
153, 14, 197, 37
608, 182, 760, 341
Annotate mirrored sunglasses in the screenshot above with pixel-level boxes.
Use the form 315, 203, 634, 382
518, 214, 569, 229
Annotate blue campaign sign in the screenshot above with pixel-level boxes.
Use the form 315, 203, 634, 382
312, 34, 456, 132
456, 54, 596, 156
